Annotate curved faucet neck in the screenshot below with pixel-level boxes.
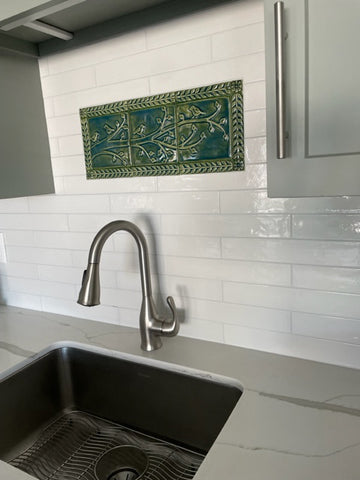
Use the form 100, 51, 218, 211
88, 220, 152, 298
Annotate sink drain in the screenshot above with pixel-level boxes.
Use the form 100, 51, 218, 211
95, 445, 148, 480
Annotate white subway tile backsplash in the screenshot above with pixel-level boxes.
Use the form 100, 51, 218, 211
96, 38, 211, 86
244, 109, 266, 138
188, 298, 291, 332
0, 197, 29, 213
293, 214, 360, 241
0, 0, 356, 368
224, 282, 360, 319
244, 82, 266, 112
179, 318, 224, 343
161, 214, 290, 238
7, 247, 72, 266
159, 256, 291, 286
53, 78, 149, 116
28, 195, 109, 214
38, 265, 117, 289
292, 265, 360, 294
51, 156, 86, 177
6, 277, 75, 300
61, 175, 157, 195
212, 22, 264, 61
146, 0, 264, 49
47, 32, 147, 74
41, 297, 119, 324
222, 238, 360, 267
0, 214, 68, 231
292, 312, 360, 345
58, 135, 84, 156
41, 67, 96, 97
46, 115, 82, 138
110, 192, 219, 215
150, 52, 266, 95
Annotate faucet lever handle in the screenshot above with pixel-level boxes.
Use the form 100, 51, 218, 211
161, 296, 179, 337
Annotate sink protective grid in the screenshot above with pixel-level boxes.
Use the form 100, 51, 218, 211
10, 411, 204, 480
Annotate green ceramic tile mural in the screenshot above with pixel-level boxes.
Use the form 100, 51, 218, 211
80, 80, 243, 179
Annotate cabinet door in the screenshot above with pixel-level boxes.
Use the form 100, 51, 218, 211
265, 0, 360, 197
0, 50, 54, 199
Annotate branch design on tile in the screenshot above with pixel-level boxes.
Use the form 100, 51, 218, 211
80, 80, 243, 179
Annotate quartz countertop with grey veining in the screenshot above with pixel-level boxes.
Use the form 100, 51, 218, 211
0, 304, 360, 480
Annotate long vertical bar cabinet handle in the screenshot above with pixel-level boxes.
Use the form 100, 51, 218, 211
274, 1, 286, 158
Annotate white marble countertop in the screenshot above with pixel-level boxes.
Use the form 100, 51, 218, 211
0, 305, 360, 479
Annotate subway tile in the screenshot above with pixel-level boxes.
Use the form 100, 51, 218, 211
101, 287, 142, 310
6, 247, 72, 266
244, 82, 266, 112
0, 263, 38, 279
29, 194, 109, 214
61, 175, 157, 195
6, 277, 75, 300
53, 78, 149, 116
150, 52, 266, 94
47, 31, 147, 74
146, 0, 263, 49
68, 214, 160, 234
34, 231, 112, 251
292, 312, 360, 345
0, 213, 68, 231
58, 135, 84, 156
293, 265, 360, 294
50, 155, 86, 177
244, 109, 266, 138
179, 318, 224, 343
158, 165, 266, 192
161, 214, 290, 238
293, 215, 360, 241
221, 190, 360, 214
3, 292, 42, 311
116, 272, 222, 302
38, 265, 117, 289
212, 22, 264, 61
223, 324, 352, 363
245, 137, 266, 164
0, 197, 28, 213
114, 234, 221, 258
188, 299, 290, 332
110, 192, 219, 215
159, 256, 291, 286
96, 38, 211, 86
46, 115, 82, 138
3, 231, 35, 247
41, 297, 119, 324
222, 238, 360, 267
220, 190, 287, 214
224, 282, 360, 319
41, 67, 96, 97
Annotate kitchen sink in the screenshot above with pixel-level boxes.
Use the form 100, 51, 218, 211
0, 342, 242, 480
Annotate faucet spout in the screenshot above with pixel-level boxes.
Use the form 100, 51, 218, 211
78, 220, 179, 351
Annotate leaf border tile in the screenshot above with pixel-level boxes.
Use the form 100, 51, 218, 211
80, 80, 244, 179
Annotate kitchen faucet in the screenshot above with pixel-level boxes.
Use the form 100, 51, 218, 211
77, 220, 179, 351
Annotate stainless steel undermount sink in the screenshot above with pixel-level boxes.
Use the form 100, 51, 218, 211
0, 342, 242, 480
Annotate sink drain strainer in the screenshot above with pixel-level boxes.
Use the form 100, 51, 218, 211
95, 446, 148, 480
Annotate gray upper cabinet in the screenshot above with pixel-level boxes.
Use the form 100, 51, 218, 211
0, 49, 54, 199
265, 0, 360, 197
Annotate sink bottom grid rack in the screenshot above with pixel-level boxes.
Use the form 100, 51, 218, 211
9, 410, 204, 480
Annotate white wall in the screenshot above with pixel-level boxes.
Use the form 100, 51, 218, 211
1, 0, 360, 368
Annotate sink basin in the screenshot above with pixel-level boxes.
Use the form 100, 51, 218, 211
0, 342, 242, 480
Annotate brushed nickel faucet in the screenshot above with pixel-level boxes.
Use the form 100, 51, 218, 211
77, 220, 179, 351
